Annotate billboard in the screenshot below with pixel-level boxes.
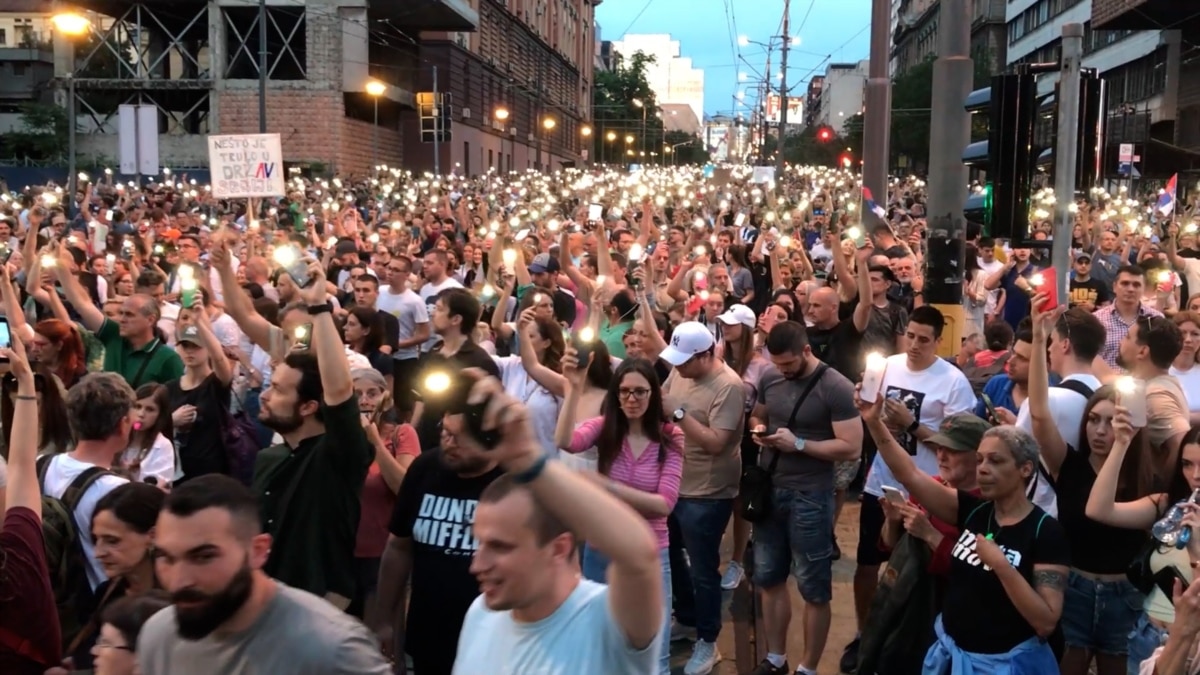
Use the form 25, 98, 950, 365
707, 125, 729, 162
764, 94, 804, 125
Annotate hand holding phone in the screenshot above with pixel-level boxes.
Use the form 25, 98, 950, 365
881, 485, 906, 506
1028, 268, 1059, 311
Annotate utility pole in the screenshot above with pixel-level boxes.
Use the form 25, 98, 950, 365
923, 0, 972, 354
774, 0, 790, 185
257, 0, 267, 133
1052, 24, 1084, 305
861, 0, 892, 202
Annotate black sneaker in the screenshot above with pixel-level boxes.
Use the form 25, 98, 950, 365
749, 658, 789, 675
839, 637, 860, 673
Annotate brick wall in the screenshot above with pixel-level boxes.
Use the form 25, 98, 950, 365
1091, 0, 1141, 27
338, 118, 404, 177
218, 90, 346, 170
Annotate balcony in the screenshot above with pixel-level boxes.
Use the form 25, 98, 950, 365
370, 0, 478, 31
1093, 0, 1200, 31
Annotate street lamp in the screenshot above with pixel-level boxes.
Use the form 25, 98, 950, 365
494, 108, 510, 172
53, 12, 89, 217
541, 117, 556, 171
365, 80, 386, 175
625, 134, 635, 144
631, 98, 649, 155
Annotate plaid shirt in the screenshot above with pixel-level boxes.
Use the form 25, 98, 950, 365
1094, 303, 1163, 369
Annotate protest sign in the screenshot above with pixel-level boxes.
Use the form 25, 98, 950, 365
208, 133, 285, 198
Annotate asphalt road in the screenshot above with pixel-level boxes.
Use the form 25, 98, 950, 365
669, 501, 863, 675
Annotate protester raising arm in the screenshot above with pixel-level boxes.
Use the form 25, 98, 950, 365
0, 264, 34, 344
188, 294, 235, 386
1084, 407, 1161, 529
298, 258, 354, 405
51, 242, 105, 333
210, 238, 275, 355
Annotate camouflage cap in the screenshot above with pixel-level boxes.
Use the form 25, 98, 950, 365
924, 413, 990, 453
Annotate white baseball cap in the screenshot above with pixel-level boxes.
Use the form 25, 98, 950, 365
660, 321, 716, 366
717, 304, 756, 328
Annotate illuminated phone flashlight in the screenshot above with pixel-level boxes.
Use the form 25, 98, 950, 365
692, 218, 705, 229
293, 325, 309, 341
577, 326, 595, 343
369, 233, 380, 244
181, 277, 198, 292
40, 254, 56, 268
1187, 223, 1199, 234
699, 290, 710, 301
323, 236, 337, 249
1142, 226, 1153, 238
779, 235, 793, 248
106, 254, 115, 267
765, 211, 777, 223
532, 292, 545, 305
655, 195, 666, 207
481, 283, 496, 298
502, 248, 518, 267
41, 194, 57, 206
1115, 375, 1137, 396
692, 245, 706, 258
1157, 269, 1173, 284
628, 243, 645, 263
709, 234, 718, 245
273, 246, 298, 267
78, 172, 89, 182
424, 371, 452, 394
104, 168, 113, 175
846, 226, 862, 241
249, 219, 260, 231
178, 264, 195, 281
1029, 273, 1045, 287
595, 274, 608, 286
547, 218, 560, 232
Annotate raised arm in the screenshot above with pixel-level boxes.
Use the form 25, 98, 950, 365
298, 260, 354, 405
5, 333, 39, 515
858, 395, 959, 525
1084, 409, 1161, 529
210, 239, 274, 353
190, 297, 234, 386
51, 244, 105, 332
0, 268, 34, 344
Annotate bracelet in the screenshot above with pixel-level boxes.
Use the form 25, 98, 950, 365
12, 394, 36, 401
306, 302, 333, 316
512, 453, 548, 484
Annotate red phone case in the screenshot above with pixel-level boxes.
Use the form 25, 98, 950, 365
1038, 268, 1059, 310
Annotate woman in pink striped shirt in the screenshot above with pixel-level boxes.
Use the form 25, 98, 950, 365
555, 354, 683, 675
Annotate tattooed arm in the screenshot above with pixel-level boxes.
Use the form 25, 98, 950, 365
992, 561, 1068, 639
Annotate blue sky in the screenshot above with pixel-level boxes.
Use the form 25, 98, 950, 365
595, 0, 873, 117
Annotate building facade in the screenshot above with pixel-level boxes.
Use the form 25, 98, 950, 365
805, 76, 825, 129
891, 0, 940, 76
0, 3, 55, 135
33, 0, 594, 176
814, 61, 868, 135
609, 33, 704, 129
1008, 0, 1197, 163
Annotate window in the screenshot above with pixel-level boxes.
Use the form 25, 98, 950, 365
223, 7, 306, 80
0, 29, 6, 45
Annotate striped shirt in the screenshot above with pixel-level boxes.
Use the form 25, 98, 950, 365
566, 417, 684, 549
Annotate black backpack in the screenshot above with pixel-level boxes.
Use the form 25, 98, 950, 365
36, 455, 114, 651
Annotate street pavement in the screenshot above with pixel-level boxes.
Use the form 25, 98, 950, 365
669, 501, 862, 675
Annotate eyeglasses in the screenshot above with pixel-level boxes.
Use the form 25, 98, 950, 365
95, 637, 132, 652
617, 387, 651, 401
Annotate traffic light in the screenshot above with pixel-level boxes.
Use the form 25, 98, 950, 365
816, 126, 833, 142
963, 74, 1039, 242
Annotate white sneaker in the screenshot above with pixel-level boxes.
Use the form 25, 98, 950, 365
670, 620, 697, 642
684, 639, 721, 675
720, 560, 745, 590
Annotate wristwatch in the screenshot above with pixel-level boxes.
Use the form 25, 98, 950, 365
673, 408, 686, 423
793, 437, 807, 452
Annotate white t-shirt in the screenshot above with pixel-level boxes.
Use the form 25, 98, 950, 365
119, 433, 179, 485
41, 454, 129, 590
418, 277, 464, 352
865, 355, 977, 498
158, 302, 181, 346
453, 579, 659, 675
977, 258, 1005, 315
1171, 364, 1200, 413
493, 355, 561, 455
377, 286, 429, 361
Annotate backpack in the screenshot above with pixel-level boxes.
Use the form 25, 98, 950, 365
963, 352, 1011, 396
36, 454, 114, 651
221, 408, 266, 486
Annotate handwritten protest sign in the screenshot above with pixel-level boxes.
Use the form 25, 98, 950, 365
207, 133, 285, 198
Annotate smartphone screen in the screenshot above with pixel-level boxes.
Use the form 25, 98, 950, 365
735, 213, 746, 227
0, 318, 11, 361
0, 245, 12, 266
588, 203, 603, 222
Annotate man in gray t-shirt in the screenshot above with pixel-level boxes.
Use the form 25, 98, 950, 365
747, 321, 862, 675
137, 475, 390, 675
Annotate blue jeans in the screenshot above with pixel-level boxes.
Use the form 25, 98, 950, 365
582, 545, 672, 675
673, 497, 734, 643
1127, 612, 1168, 675
751, 488, 835, 604
1061, 572, 1141, 655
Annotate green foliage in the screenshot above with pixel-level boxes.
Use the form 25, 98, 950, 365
761, 126, 844, 167
0, 103, 69, 161
889, 54, 995, 171
663, 130, 709, 165
593, 51, 672, 164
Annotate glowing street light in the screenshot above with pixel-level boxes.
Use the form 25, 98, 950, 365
625, 135, 635, 144
494, 108, 509, 121
54, 12, 91, 220
542, 118, 556, 130
494, 108, 511, 173
580, 125, 592, 136
606, 131, 616, 141
365, 80, 386, 97
52, 12, 90, 35
632, 98, 644, 109
365, 81, 387, 173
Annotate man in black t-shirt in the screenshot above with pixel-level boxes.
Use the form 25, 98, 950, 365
1067, 253, 1112, 311
805, 258, 872, 382
369, 428, 503, 675
412, 288, 501, 451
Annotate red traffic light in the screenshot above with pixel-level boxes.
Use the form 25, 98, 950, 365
817, 127, 833, 142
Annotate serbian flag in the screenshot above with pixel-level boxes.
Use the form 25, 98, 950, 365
862, 187, 887, 219
1158, 173, 1178, 216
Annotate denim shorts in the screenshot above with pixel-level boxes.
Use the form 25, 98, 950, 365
1060, 572, 1142, 655
751, 487, 834, 604
1127, 612, 1168, 675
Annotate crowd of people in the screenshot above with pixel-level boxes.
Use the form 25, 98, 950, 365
0, 162, 1196, 675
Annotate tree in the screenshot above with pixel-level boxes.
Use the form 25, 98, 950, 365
0, 103, 68, 160
592, 51, 667, 163
663, 130, 709, 165
890, 54, 995, 172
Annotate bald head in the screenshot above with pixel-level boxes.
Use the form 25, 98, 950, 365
804, 285, 840, 328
